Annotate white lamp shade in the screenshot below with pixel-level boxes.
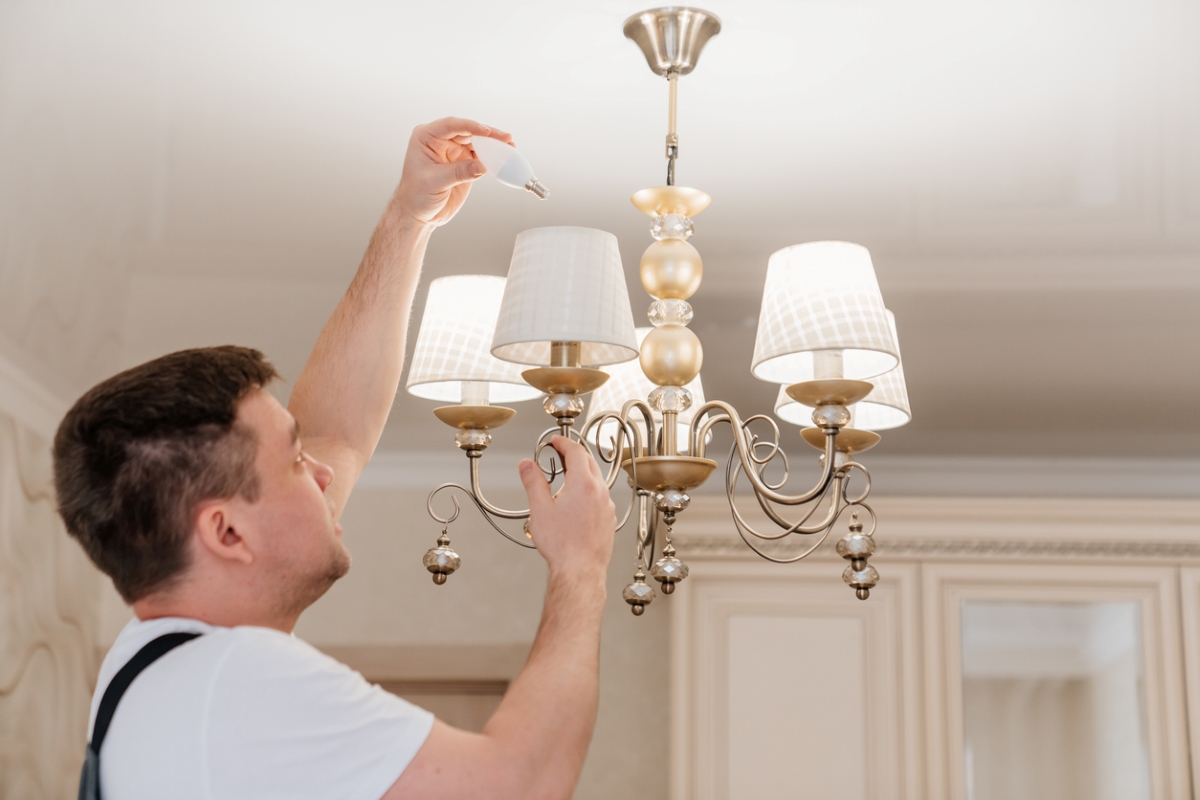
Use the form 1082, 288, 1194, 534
774, 311, 910, 431
406, 275, 543, 403
586, 328, 706, 450
491, 227, 639, 367
752, 241, 899, 383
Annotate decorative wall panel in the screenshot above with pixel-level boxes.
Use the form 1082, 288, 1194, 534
0, 414, 98, 800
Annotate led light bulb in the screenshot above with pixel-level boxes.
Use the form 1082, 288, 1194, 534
471, 136, 549, 199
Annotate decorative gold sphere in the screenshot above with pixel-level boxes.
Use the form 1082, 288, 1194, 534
640, 239, 703, 300
640, 325, 703, 386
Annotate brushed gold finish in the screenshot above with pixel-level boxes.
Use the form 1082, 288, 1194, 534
640, 325, 703, 386
521, 367, 610, 395
800, 427, 882, 454
622, 455, 718, 492
785, 379, 875, 408
631, 186, 712, 217
640, 239, 703, 299
549, 341, 581, 368
433, 405, 517, 430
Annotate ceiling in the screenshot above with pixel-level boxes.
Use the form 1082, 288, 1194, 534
4, 0, 1199, 459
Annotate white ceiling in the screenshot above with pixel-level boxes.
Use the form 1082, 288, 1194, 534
4, 0, 1199, 458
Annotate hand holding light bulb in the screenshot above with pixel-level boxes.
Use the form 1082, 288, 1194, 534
471, 136, 550, 199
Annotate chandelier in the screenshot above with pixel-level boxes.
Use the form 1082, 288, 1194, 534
405, 7, 910, 615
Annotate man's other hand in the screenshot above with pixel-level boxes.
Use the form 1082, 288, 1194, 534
518, 437, 616, 581
390, 117, 512, 227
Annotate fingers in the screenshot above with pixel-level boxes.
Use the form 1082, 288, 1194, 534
420, 117, 511, 143
429, 159, 485, 188
551, 436, 602, 483
518, 459, 552, 512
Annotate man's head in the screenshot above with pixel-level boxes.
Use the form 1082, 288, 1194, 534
54, 346, 349, 619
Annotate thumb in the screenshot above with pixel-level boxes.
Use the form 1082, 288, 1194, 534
433, 158, 485, 188
518, 459, 551, 511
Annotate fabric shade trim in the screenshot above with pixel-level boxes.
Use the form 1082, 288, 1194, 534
491, 227, 639, 367
406, 274, 543, 403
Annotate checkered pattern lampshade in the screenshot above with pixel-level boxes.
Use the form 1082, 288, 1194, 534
406, 275, 543, 404
774, 310, 910, 431
585, 327, 706, 449
752, 241, 899, 383
491, 227, 639, 367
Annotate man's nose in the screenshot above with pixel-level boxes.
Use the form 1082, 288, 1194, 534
314, 459, 335, 491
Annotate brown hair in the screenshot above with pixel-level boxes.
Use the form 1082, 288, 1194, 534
53, 346, 279, 602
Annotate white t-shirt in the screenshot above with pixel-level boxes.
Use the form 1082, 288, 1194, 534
88, 617, 434, 800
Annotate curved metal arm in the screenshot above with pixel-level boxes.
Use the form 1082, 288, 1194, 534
468, 455, 530, 520
466, 427, 642, 531
732, 511, 837, 563
633, 489, 658, 570
726, 444, 845, 539
747, 474, 845, 536
427, 482, 536, 549
727, 473, 878, 563
581, 412, 644, 490
621, 399, 658, 457
690, 400, 839, 506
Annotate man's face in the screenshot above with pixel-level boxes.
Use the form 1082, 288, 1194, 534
233, 389, 350, 614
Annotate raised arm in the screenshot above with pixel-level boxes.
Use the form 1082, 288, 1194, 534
288, 117, 512, 516
387, 437, 616, 800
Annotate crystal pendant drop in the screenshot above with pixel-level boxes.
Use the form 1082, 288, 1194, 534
423, 532, 461, 585
623, 568, 656, 616
650, 542, 690, 594
648, 299, 694, 327
651, 213, 694, 240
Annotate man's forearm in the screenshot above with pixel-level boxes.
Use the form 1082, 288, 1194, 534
484, 569, 607, 795
387, 440, 616, 800
289, 205, 433, 507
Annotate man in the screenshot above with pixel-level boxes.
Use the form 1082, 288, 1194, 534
53, 117, 617, 799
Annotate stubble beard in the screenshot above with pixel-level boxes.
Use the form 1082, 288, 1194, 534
275, 535, 352, 620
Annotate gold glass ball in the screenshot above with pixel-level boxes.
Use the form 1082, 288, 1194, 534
640, 325, 703, 386
640, 239, 703, 300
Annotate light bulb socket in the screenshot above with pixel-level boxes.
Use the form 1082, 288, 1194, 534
524, 178, 550, 199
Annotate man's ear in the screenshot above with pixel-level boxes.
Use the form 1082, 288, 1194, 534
194, 501, 255, 566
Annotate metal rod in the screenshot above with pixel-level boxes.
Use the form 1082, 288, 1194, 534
666, 70, 679, 186
549, 341, 581, 368
661, 409, 678, 455
468, 454, 530, 519
668, 72, 678, 137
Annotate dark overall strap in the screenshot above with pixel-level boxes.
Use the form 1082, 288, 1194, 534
78, 632, 202, 800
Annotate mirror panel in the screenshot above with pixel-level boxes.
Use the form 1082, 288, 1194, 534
960, 601, 1151, 800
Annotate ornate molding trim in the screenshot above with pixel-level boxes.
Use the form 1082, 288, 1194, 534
880, 539, 1200, 559
674, 534, 1200, 561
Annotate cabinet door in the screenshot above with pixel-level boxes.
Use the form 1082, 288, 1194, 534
670, 560, 922, 800
1176, 567, 1200, 796
922, 562, 1189, 800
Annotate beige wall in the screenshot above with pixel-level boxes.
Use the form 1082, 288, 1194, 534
0, 412, 99, 800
